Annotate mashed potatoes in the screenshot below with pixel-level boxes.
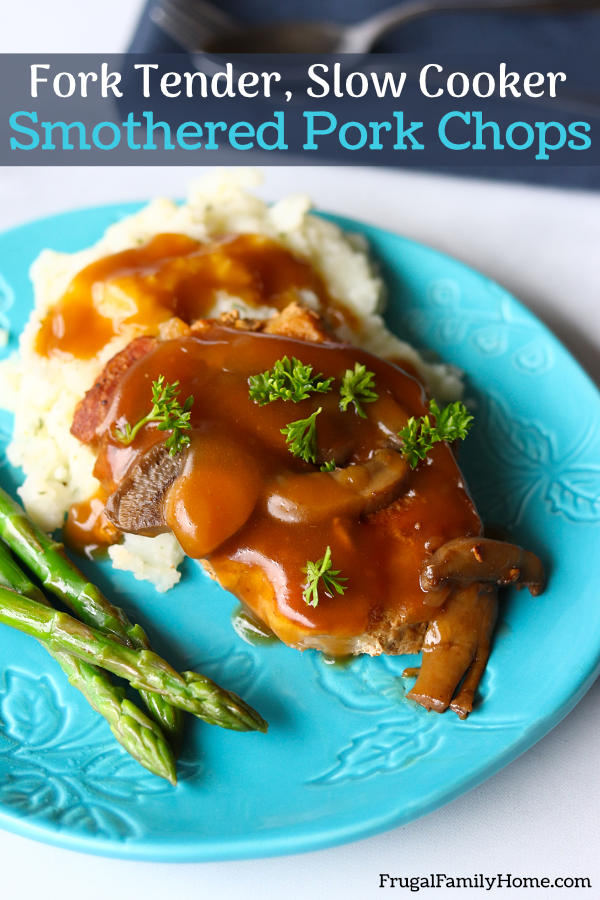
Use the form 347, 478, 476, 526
0, 169, 462, 591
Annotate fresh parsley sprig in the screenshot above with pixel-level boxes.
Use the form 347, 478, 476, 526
249, 356, 333, 405
320, 459, 336, 472
280, 407, 322, 464
302, 545, 348, 607
114, 375, 194, 457
339, 363, 378, 418
398, 399, 473, 468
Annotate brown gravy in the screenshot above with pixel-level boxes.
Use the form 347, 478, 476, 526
80, 325, 480, 645
64, 488, 119, 558
37, 233, 333, 360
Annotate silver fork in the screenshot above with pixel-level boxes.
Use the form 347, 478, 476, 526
151, 0, 600, 54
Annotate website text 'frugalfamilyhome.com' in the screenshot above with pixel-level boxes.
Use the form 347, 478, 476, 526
378, 872, 592, 892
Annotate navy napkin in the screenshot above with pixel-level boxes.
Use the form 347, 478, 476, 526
128, 0, 600, 188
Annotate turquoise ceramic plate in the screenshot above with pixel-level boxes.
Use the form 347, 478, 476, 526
0, 204, 598, 862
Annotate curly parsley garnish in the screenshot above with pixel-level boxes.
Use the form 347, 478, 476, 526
398, 399, 473, 468
339, 363, 378, 418
320, 459, 336, 472
114, 375, 194, 457
249, 356, 333, 405
302, 545, 348, 607
280, 407, 322, 464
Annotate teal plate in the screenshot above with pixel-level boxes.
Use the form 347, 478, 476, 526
0, 204, 599, 861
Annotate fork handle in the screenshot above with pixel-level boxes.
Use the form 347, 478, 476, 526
344, 0, 600, 53
151, 0, 238, 50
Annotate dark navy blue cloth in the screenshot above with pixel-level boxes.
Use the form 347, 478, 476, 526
128, 0, 600, 188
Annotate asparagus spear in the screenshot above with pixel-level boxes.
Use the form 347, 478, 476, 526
0, 541, 176, 783
0, 486, 181, 740
0, 585, 267, 732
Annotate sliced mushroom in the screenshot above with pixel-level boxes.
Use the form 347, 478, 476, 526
265, 449, 410, 524
449, 589, 497, 719
105, 442, 184, 536
406, 582, 498, 716
420, 536, 546, 600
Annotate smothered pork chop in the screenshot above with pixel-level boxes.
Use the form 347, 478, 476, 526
1, 176, 545, 719
71, 303, 544, 718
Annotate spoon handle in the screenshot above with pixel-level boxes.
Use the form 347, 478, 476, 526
343, 0, 600, 53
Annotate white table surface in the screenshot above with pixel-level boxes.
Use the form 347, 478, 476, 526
1, 4, 600, 898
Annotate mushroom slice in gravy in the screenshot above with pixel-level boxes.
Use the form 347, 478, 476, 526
420, 536, 546, 601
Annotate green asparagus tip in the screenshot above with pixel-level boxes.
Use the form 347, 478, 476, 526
182, 671, 268, 733
118, 696, 178, 785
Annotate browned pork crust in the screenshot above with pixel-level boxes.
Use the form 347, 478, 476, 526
72, 305, 333, 446
71, 335, 157, 443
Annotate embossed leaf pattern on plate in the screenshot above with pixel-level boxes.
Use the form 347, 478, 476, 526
313, 654, 410, 713
309, 703, 530, 787
311, 718, 441, 785
470, 393, 600, 527
0, 671, 201, 838
186, 645, 260, 699
310, 654, 532, 786
403, 277, 556, 377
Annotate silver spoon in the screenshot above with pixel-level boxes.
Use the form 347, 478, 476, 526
152, 0, 600, 54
